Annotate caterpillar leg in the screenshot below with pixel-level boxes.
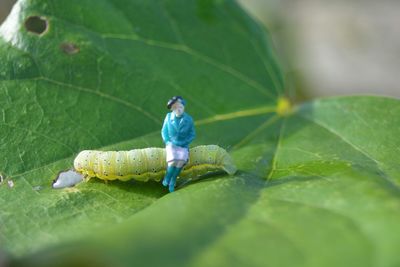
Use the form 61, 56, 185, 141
83, 174, 90, 182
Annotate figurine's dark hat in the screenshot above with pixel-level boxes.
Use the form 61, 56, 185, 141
167, 96, 186, 109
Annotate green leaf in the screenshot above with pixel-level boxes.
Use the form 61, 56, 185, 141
1, 1, 399, 267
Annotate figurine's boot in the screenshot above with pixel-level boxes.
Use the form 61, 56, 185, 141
162, 166, 176, 187
168, 167, 183, 192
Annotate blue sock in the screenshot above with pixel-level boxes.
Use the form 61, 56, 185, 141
162, 166, 176, 187
174, 166, 183, 178
169, 167, 183, 192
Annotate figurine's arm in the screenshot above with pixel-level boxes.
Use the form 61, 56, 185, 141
180, 117, 196, 147
161, 114, 171, 145
187, 119, 196, 145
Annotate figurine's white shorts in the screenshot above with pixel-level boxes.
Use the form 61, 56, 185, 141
166, 143, 189, 162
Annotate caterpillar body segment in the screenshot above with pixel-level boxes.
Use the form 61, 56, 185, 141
181, 145, 237, 177
73, 145, 236, 182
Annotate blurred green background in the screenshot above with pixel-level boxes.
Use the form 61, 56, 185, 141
237, 0, 400, 99
2, 0, 398, 99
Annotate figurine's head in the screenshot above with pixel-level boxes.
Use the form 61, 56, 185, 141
167, 96, 186, 117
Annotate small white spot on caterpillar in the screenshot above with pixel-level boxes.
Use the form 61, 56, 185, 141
7, 180, 14, 188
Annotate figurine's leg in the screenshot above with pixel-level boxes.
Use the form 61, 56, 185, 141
168, 160, 185, 192
162, 164, 176, 187
173, 160, 185, 177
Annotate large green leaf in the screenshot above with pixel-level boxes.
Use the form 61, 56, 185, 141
1, 1, 399, 267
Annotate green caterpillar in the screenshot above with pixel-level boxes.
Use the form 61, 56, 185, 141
73, 145, 237, 182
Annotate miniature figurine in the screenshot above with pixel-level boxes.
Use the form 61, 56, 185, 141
161, 96, 196, 192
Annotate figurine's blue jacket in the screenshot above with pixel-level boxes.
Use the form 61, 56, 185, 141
161, 112, 195, 148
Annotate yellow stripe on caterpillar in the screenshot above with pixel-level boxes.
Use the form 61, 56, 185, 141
73, 145, 236, 182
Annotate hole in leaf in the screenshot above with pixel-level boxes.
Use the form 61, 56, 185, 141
52, 169, 84, 189
24, 16, 48, 35
7, 180, 14, 188
60, 42, 80, 55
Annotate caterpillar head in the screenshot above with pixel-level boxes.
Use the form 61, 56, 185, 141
73, 150, 93, 172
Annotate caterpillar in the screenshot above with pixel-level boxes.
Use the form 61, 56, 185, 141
73, 145, 237, 182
